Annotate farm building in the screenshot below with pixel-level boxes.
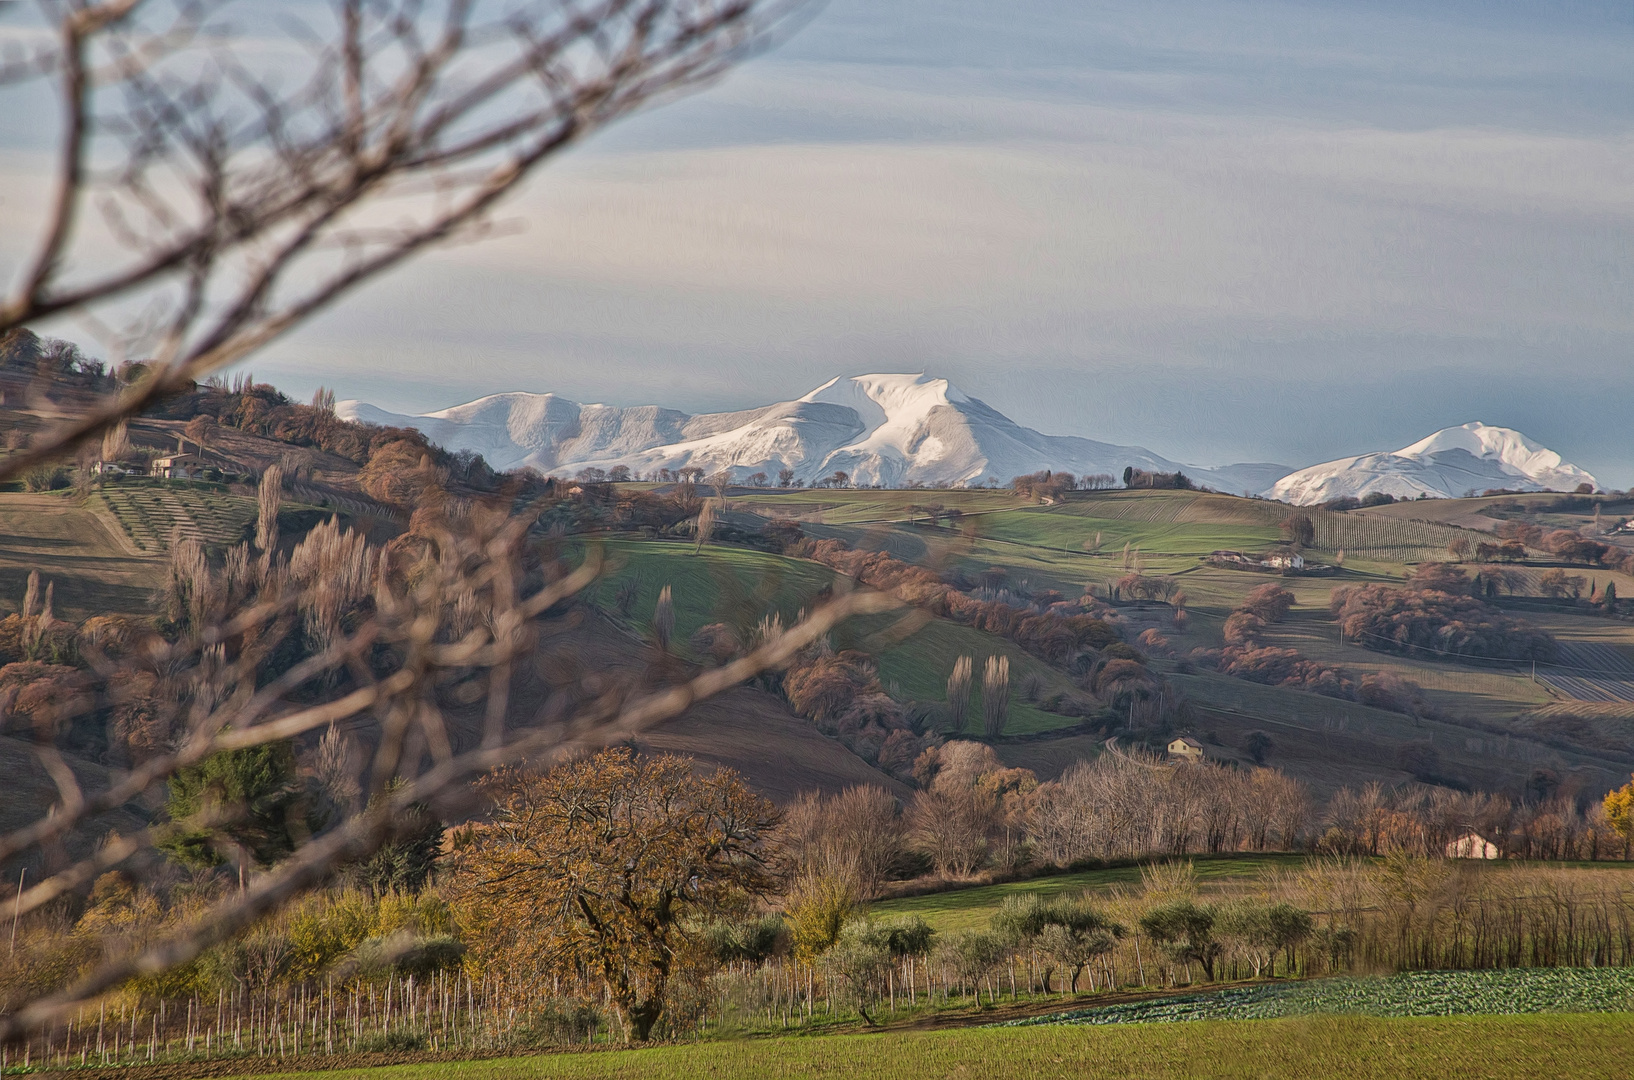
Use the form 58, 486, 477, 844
1208, 548, 1308, 573
1167, 736, 1205, 763
149, 452, 206, 479
1446, 833, 1500, 859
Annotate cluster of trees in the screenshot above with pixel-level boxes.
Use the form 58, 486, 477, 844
782, 744, 1312, 893
1280, 514, 1316, 549
0, 328, 111, 388
1187, 584, 1440, 719
1008, 471, 1115, 499
539, 478, 705, 537
1318, 782, 1631, 862
780, 640, 928, 778
1330, 573, 1558, 662
1028, 749, 1309, 864
1322, 492, 1397, 511
793, 537, 1122, 668
1122, 467, 1193, 490
1488, 521, 1634, 573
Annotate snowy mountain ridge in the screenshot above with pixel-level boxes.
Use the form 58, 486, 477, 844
1265, 422, 1597, 505
338, 373, 1290, 493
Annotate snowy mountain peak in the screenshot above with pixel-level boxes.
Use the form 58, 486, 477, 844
799, 373, 969, 412
1266, 422, 1596, 505
337, 374, 1288, 492
1397, 422, 1567, 477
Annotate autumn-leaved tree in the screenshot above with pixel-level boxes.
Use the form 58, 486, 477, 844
450, 749, 780, 1041
1604, 776, 1634, 844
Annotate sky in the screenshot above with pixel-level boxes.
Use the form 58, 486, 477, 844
6, 1, 1634, 484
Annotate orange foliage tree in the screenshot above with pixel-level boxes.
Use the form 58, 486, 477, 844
448, 749, 780, 1041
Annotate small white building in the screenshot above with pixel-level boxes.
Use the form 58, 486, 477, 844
1167, 736, 1205, 763
1263, 551, 1305, 570
1446, 833, 1499, 860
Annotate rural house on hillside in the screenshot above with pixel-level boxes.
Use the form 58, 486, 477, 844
1167, 736, 1205, 762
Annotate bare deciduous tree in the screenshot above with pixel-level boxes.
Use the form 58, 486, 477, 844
0, 0, 867, 1045
981, 654, 1009, 738
945, 654, 971, 734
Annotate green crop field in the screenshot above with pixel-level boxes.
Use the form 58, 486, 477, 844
868, 854, 1304, 932
1020, 967, 1634, 1027
246, 1013, 1634, 1080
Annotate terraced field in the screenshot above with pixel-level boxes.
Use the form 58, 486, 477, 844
97, 484, 259, 553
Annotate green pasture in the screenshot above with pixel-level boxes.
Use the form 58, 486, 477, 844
589, 539, 835, 643
247, 1013, 1634, 1080
867, 855, 1302, 932
590, 539, 1083, 734
845, 611, 1082, 735
726, 487, 1024, 526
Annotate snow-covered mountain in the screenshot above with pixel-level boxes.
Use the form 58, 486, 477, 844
339, 373, 1289, 492
1265, 423, 1597, 505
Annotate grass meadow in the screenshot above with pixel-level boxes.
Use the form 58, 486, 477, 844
245, 1013, 1634, 1080
868, 854, 1303, 931
590, 539, 1082, 733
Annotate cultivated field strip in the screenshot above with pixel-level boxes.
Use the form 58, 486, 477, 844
1312, 511, 1473, 564
98, 488, 259, 553
1538, 642, 1634, 703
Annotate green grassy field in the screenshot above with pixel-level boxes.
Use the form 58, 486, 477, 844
590, 539, 835, 642
591, 539, 1083, 734
246, 1013, 1634, 1080
867, 855, 1303, 932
